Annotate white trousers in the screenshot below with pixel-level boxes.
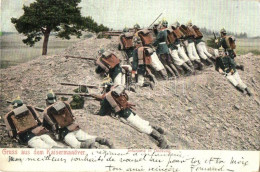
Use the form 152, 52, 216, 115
150, 52, 165, 71
177, 44, 190, 62
169, 49, 185, 66
137, 75, 145, 86
196, 42, 212, 60
226, 72, 247, 89
126, 113, 153, 135
64, 129, 97, 148
114, 72, 126, 86
184, 41, 200, 61
28, 134, 58, 148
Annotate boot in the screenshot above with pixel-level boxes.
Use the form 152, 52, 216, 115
194, 59, 204, 70
236, 65, 244, 71
165, 65, 176, 78
143, 81, 154, 90
170, 64, 180, 77
205, 58, 213, 66
95, 137, 115, 149
150, 129, 169, 149
245, 87, 252, 96
175, 64, 185, 75
89, 142, 100, 149
152, 125, 165, 135
80, 140, 95, 148
235, 85, 245, 93
181, 63, 193, 75
159, 69, 168, 80
186, 60, 194, 70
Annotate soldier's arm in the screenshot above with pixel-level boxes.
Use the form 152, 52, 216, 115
215, 58, 220, 71
229, 57, 236, 69
97, 99, 112, 116
131, 50, 138, 73
152, 31, 162, 47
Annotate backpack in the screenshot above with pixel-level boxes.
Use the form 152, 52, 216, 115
137, 29, 154, 46
120, 32, 134, 49
4, 105, 41, 138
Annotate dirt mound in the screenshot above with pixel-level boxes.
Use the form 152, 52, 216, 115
0, 36, 259, 150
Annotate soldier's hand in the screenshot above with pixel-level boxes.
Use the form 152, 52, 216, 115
131, 71, 136, 78
215, 39, 219, 43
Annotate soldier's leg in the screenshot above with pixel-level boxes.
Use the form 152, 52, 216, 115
170, 49, 185, 75
159, 54, 176, 77
196, 42, 208, 60
39, 134, 61, 147
150, 52, 167, 80
64, 131, 82, 148
226, 73, 244, 92
113, 72, 123, 85
177, 45, 194, 70
201, 42, 213, 58
28, 136, 56, 148
233, 72, 252, 95
166, 54, 180, 77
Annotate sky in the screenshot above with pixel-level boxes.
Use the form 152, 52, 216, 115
1, 0, 260, 37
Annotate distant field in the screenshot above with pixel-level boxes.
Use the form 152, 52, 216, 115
0, 33, 82, 68
235, 38, 260, 55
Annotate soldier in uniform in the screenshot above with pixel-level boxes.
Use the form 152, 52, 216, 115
11, 96, 24, 109
152, 20, 180, 78
215, 47, 252, 96
46, 90, 57, 106
98, 84, 170, 149
187, 21, 214, 66
166, 23, 194, 75
180, 22, 204, 70
215, 28, 244, 71
118, 27, 135, 61
95, 49, 125, 85
4, 103, 62, 148
171, 21, 195, 70
133, 23, 141, 35
43, 101, 115, 148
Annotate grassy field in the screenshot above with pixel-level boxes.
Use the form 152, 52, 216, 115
235, 38, 260, 55
0, 33, 81, 68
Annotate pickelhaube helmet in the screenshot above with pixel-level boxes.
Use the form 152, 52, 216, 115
218, 46, 225, 52
46, 90, 57, 105
220, 28, 227, 34
186, 20, 192, 26
133, 23, 140, 29
161, 19, 168, 27
172, 21, 180, 28
98, 48, 105, 54
123, 27, 129, 33
11, 96, 23, 109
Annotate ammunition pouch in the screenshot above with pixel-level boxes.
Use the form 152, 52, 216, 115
137, 29, 153, 46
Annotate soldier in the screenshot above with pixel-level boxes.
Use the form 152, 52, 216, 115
98, 84, 170, 149
152, 20, 180, 78
133, 23, 141, 34
215, 28, 244, 71
135, 26, 168, 80
215, 47, 252, 96
131, 36, 155, 88
171, 21, 195, 70
118, 27, 135, 61
179, 21, 204, 70
166, 24, 194, 75
187, 21, 214, 66
4, 103, 61, 148
43, 101, 115, 148
95, 49, 125, 85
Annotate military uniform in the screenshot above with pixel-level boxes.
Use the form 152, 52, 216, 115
118, 27, 134, 60
215, 49, 252, 96
98, 85, 169, 148
216, 28, 244, 70
43, 101, 115, 148
153, 22, 180, 77
4, 105, 60, 148
95, 50, 125, 85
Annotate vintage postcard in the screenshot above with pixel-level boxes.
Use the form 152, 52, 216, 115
0, 0, 259, 171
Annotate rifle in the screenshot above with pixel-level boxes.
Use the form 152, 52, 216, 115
148, 13, 163, 28
54, 93, 103, 101
64, 55, 96, 61
6, 101, 44, 112
213, 32, 217, 40
60, 83, 105, 89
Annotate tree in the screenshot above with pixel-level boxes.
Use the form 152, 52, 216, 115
11, 0, 109, 55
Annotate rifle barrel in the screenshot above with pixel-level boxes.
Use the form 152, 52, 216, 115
148, 13, 163, 28
60, 83, 100, 88
65, 55, 96, 61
